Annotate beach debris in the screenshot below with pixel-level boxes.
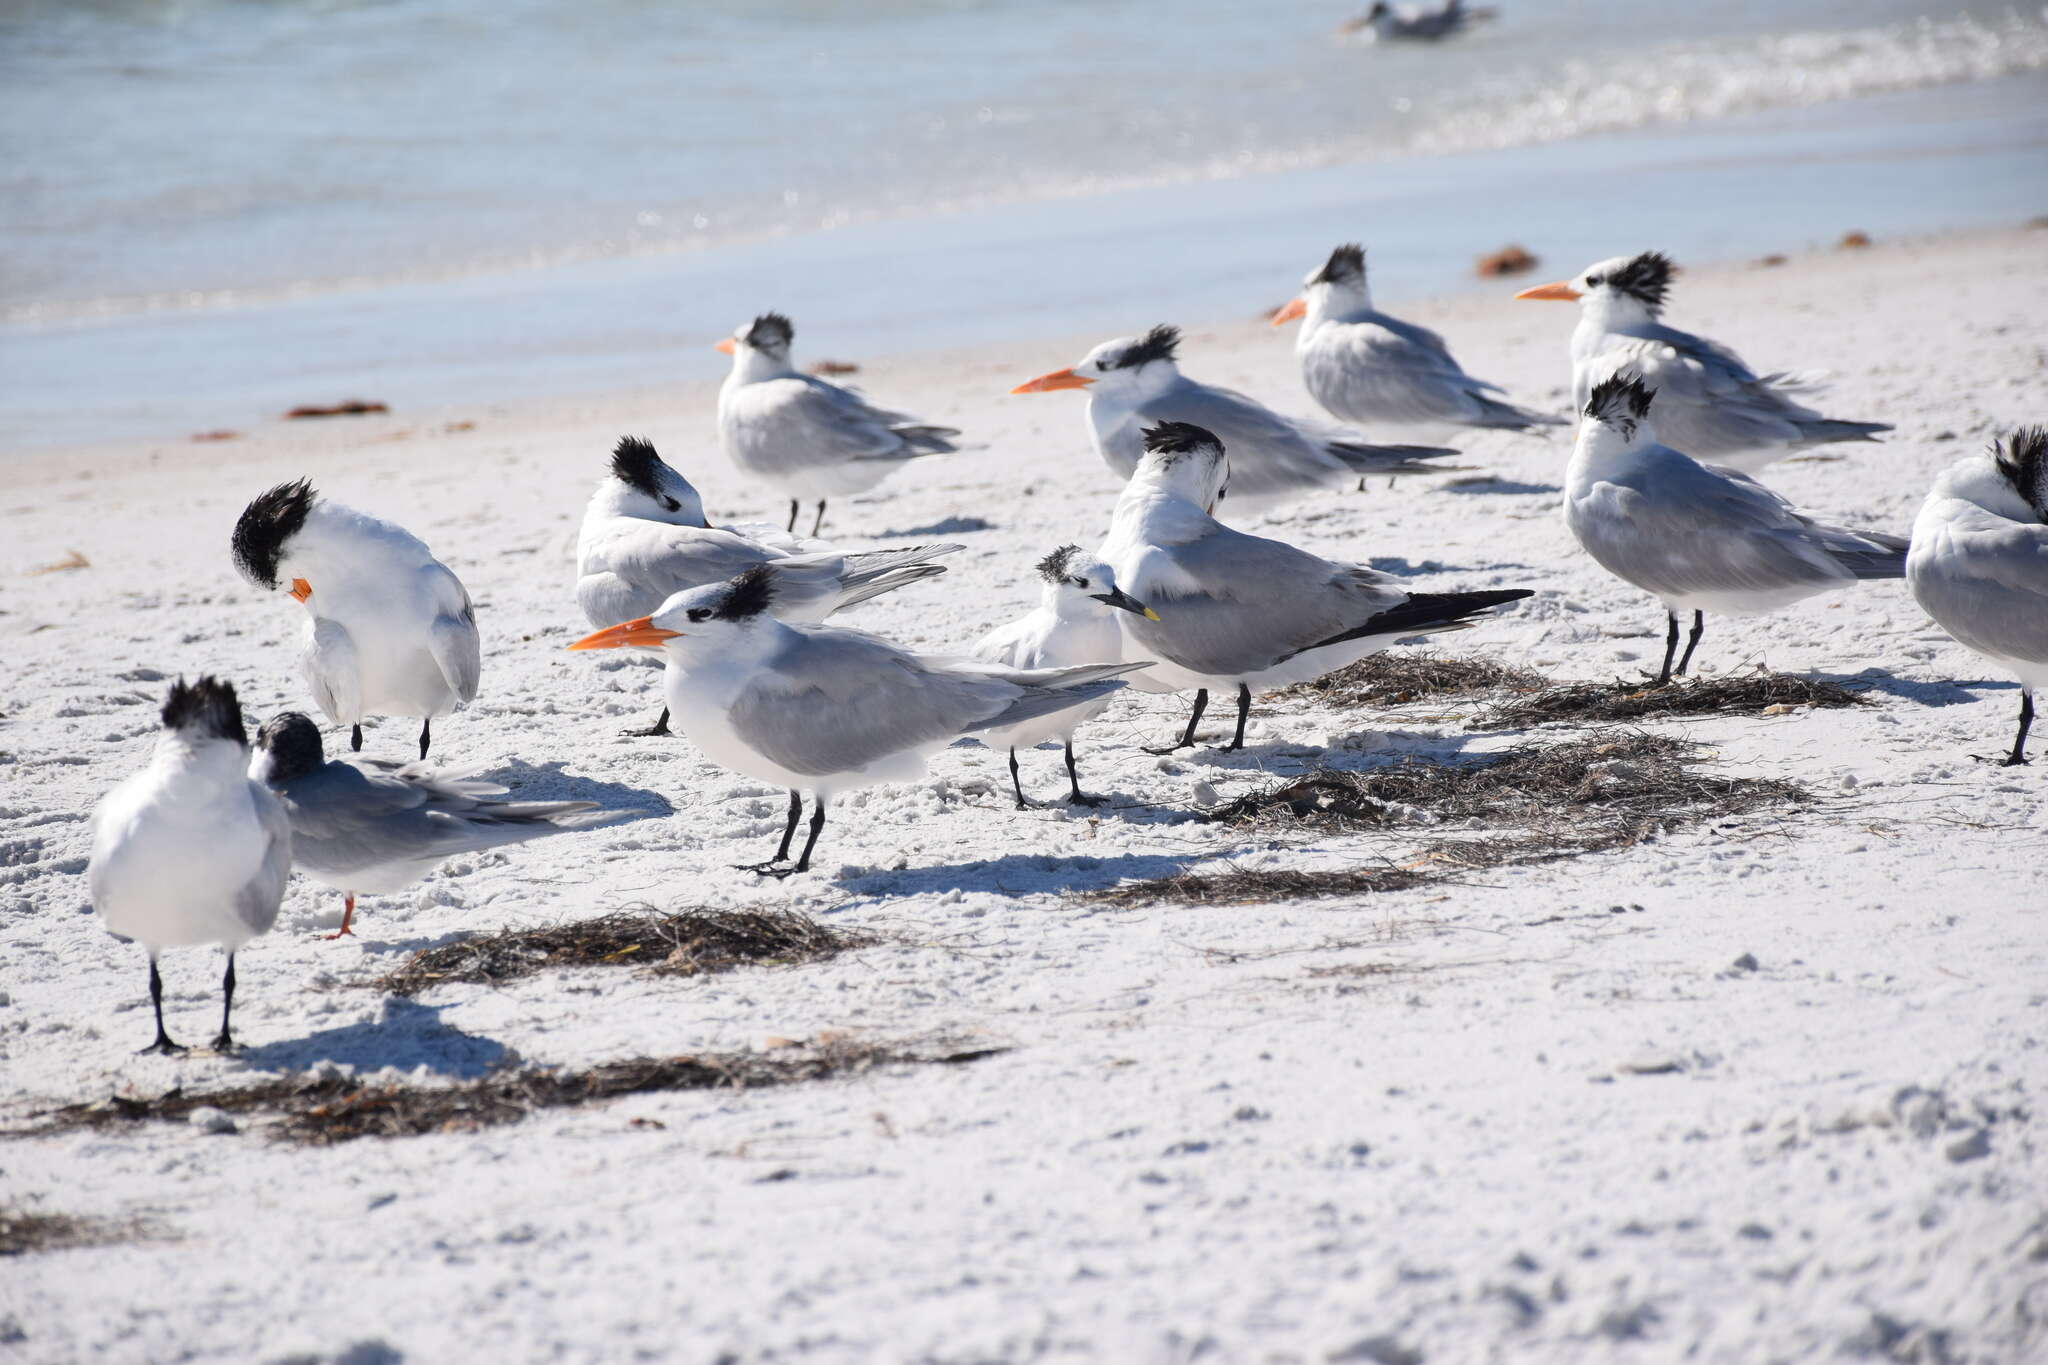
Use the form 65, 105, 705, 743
190, 429, 241, 442
376, 907, 867, 994
1837, 230, 1872, 249
0, 1208, 138, 1256
1282, 648, 1546, 708
809, 359, 860, 376
1478, 670, 1865, 728
1755, 254, 1788, 268
25, 549, 89, 576
1475, 244, 1538, 278
285, 400, 389, 419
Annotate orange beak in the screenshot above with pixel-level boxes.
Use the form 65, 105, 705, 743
714, 337, 736, 355
1269, 297, 1307, 327
1010, 367, 1093, 395
288, 577, 312, 603
1514, 281, 1581, 302
567, 617, 684, 651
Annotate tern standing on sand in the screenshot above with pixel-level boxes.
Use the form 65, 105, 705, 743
971, 546, 1157, 807
569, 567, 1144, 875
232, 479, 480, 760
252, 712, 614, 938
1907, 427, 2048, 766
1562, 373, 1907, 684
1010, 324, 1456, 512
717, 313, 965, 536
1276, 245, 1563, 441
1516, 252, 1891, 470
1099, 421, 1533, 752
580, 436, 962, 735
88, 677, 291, 1054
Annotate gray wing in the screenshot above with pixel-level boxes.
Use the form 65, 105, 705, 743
423, 563, 481, 703
1143, 380, 1445, 501
755, 377, 960, 465
1305, 314, 1554, 429
579, 525, 787, 626
1913, 523, 2048, 666
1119, 525, 1407, 675
233, 783, 294, 938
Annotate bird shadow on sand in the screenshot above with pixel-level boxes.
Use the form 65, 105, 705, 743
877, 516, 997, 539
1152, 729, 1480, 776
237, 998, 511, 1079
838, 849, 1201, 900
1817, 667, 2009, 708
1440, 477, 1562, 497
485, 760, 674, 819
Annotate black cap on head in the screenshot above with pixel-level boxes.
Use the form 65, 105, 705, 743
1584, 371, 1656, 431
255, 711, 326, 781
1992, 425, 2048, 522
1601, 251, 1675, 312
1111, 324, 1181, 371
1311, 243, 1366, 288
161, 676, 247, 746
1141, 420, 1222, 457
744, 313, 794, 351
231, 478, 316, 590
1035, 544, 1080, 585
610, 436, 669, 499
714, 563, 777, 621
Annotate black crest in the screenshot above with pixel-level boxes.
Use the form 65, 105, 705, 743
1601, 252, 1675, 312
715, 564, 777, 621
610, 436, 668, 499
161, 676, 247, 746
1113, 324, 1181, 370
1142, 420, 1222, 457
255, 711, 326, 782
1035, 544, 1080, 585
1992, 426, 2048, 522
231, 478, 315, 590
745, 313, 794, 350
1585, 371, 1656, 431
1311, 243, 1366, 288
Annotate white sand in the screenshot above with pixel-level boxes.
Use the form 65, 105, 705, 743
3, 226, 2045, 1363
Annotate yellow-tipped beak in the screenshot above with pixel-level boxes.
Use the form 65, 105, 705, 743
288, 577, 312, 603
1010, 367, 1092, 395
567, 617, 684, 651
1269, 297, 1307, 326
714, 337, 737, 355
1513, 281, 1581, 302
1139, 605, 1161, 621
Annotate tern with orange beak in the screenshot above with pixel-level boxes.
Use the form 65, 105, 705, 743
1277, 244, 1563, 441
1010, 324, 1457, 513
233, 479, 480, 760
1516, 251, 1890, 470
717, 312, 967, 537
1098, 422, 1535, 753
569, 566, 1147, 876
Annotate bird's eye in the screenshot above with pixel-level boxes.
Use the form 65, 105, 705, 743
1074, 576, 1089, 589
1586, 274, 1603, 287
686, 608, 710, 623
662, 496, 681, 512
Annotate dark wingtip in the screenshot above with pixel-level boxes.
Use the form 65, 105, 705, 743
1114, 324, 1181, 370
161, 676, 247, 746
715, 563, 778, 621
1035, 544, 1080, 584
1585, 370, 1655, 426
1141, 420, 1223, 457
230, 478, 316, 590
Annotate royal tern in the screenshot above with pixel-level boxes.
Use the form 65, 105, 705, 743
1010, 324, 1457, 512
252, 712, 611, 938
1343, 1, 1497, 42
717, 313, 966, 536
1563, 372, 1907, 685
1907, 427, 2048, 766
1099, 421, 1533, 752
1516, 252, 1891, 470
569, 566, 1145, 875
580, 435, 963, 735
232, 480, 479, 760
970, 545, 1158, 807
1276, 245, 1563, 440
88, 677, 291, 1054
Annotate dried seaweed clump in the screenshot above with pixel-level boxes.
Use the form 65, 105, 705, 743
1282, 649, 1547, 708
378, 908, 866, 995
1087, 731, 1809, 908
28, 1037, 1007, 1147
0, 1208, 133, 1256
1480, 671, 1864, 728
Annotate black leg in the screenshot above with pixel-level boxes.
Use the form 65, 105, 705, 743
622, 706, 673, 739
736, 790, 804, 873
139, 956, 183, 1056
418, 717, 431, 761
1065, 740, 1107, 807
1675, 610, 1705, 677
212, 953, 237, 1052
1144, 689, 1208, 754
1008, 748, 1028, 810
1226, 683, 1251, 751
2004, 690, 2035, 767
810, 499, 826, 537
350, 723, 363, 752
786, 499, 799, 534
791, 800, 828, 873
1654, 611, 1680, 687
